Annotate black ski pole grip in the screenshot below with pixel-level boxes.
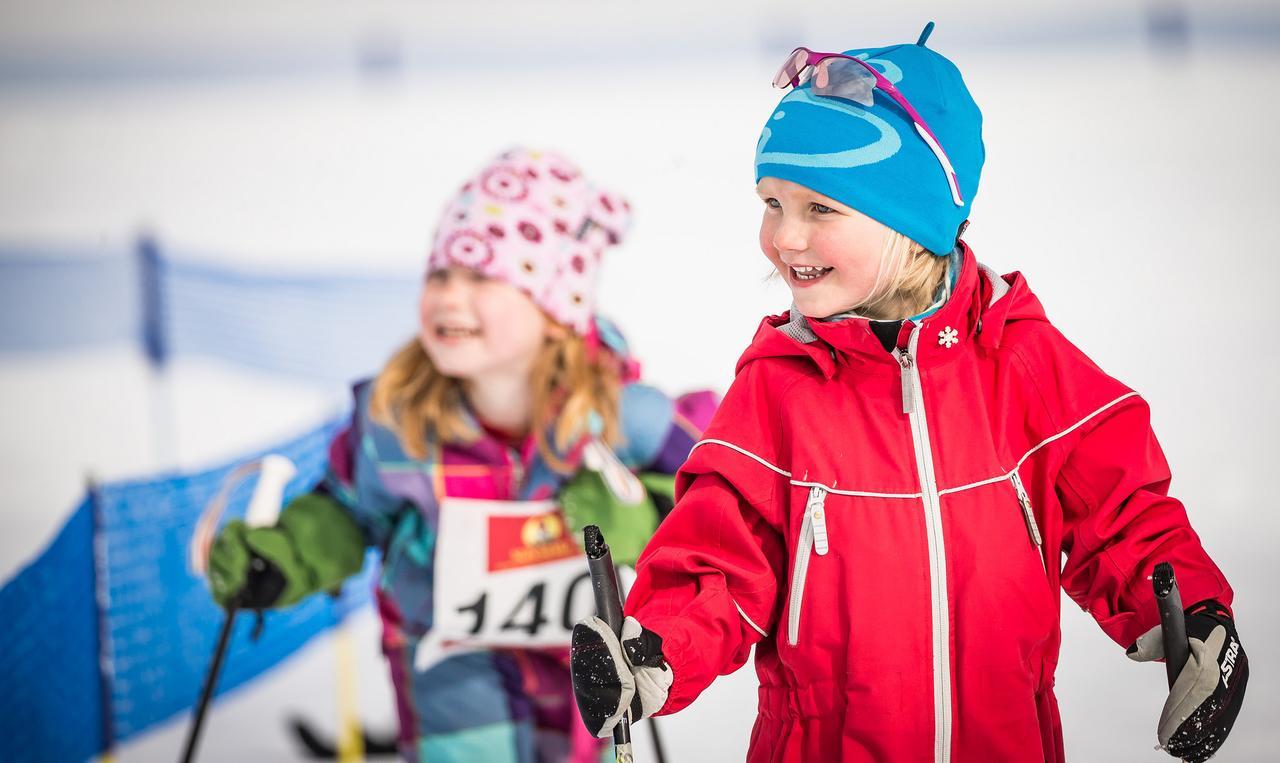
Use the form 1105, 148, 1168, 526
583, 525, 633, 757
1153, 561, 1190, 689
585, 525, 625, 635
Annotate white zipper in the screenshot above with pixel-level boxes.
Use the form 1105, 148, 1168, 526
894, 328, 952, 763
1009, 471, 1046, 574
787, 485, 828, 646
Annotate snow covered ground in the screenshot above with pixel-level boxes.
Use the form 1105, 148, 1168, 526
2, 4, 1278, 760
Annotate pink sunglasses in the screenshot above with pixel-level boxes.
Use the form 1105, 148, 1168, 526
773, 47, 963, 207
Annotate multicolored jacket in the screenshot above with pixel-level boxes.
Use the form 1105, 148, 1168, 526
623, 244, 1233, 763
322, 377, 715, 760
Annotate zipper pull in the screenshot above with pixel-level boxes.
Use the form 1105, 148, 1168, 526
896, 350, 915, 414
807, 486, 829, 556
1010, 472, 1043, 547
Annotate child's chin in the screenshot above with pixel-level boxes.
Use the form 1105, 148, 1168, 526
432, 363, 477, 380
423, 347, 483, 378
791, 295, 839, 320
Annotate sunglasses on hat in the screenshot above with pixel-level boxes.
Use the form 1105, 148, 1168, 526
773, 47, 963, 207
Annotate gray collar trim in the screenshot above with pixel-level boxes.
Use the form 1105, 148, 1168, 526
779, 308, 819, 344
977, 262, 1010, 306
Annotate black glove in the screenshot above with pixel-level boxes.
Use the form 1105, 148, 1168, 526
570, 616, 673, 738
1127, 600, 1248, 762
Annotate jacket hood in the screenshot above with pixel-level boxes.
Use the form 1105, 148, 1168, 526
736, 242, 1048, 378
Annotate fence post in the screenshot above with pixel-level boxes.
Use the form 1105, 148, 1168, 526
88, 476, 117, 762
137, 235, 177, 466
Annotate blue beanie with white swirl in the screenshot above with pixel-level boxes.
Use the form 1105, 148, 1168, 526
754, 23, 985, 256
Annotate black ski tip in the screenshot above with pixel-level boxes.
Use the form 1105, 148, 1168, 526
362, 731, 399, 757
288, 715, 336, 759
288, 715, 400, 759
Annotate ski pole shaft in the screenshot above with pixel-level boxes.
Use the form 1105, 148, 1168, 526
1152, 561, 1189, 689
179, 598, 240, 763
648, 710, 668, 763
583, 526, 633, 761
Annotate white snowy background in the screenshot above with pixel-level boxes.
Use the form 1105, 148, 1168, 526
1, 1, 1277, 760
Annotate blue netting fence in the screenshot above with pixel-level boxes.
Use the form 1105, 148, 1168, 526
0, 237, 420, 383
0, 237, 412, 760
0, 417, 378, 762
0, 243, 142, 353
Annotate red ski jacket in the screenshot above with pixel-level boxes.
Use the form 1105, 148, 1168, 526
624, 244, 1232, 762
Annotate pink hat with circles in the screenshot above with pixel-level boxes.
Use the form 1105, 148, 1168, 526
427, 147, 632, 335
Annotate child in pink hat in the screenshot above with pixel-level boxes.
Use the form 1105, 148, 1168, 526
207, 147, 717, 762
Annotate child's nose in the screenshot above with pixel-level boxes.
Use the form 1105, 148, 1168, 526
773, 218, 808, 254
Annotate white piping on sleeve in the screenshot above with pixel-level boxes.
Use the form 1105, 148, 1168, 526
734, 599, 769, 638
1015, 392, 1140, 469
940, 392, 1142, 496
691, 439, 792, 477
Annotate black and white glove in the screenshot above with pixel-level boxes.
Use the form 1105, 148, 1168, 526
570, 616, 673, 738
1127, 600, 1248, 762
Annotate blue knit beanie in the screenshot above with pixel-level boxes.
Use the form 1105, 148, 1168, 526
754, 23, 984, 256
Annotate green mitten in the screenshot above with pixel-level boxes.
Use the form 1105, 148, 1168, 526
207, 492, 367, 609
561, 470, 670, 567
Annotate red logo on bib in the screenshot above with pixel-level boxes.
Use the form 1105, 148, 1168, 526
488, 510, 580, 572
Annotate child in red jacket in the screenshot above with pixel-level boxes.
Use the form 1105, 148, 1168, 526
569, 23, 1247, 763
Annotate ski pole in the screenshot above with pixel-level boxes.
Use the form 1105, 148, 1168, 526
583, 525, 634, 763
646, 710, 668, 763
179, 592, 242, 763
1152, 561, 1190, 689
179, 455, 296, 763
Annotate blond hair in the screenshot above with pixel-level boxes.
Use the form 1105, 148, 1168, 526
369, 331, 623, 473
852, 229, 949, 320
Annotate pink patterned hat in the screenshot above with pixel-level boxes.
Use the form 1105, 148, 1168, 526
427, 147, 632, 335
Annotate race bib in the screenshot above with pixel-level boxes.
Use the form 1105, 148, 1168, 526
415, 497, 600, 671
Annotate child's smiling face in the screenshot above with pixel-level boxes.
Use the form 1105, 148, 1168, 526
419, 266, 550, 380
757, 176, 893, 319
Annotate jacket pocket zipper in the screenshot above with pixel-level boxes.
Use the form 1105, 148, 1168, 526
788, 485, 828, 646
1010, 471, 1046, 574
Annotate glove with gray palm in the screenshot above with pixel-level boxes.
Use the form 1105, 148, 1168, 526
1127, 600, 1247, 762
570, 615, 673, 738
